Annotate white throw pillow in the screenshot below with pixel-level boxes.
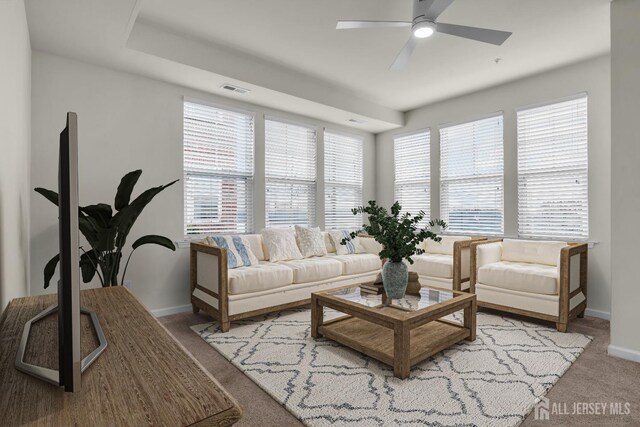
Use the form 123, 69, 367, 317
295, 225, 327, 258
261, 228, 304, 262
328, 230, 363, 255
205, 235, 259, 269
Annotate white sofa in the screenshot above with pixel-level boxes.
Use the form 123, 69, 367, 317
471, 238, 588, 332
190, 233, 383, 332
407, 236, 486, 291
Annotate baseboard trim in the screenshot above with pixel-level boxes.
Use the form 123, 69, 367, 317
151, 304, 192, 317
608, 344, 640, 363
585, 308, 610, 320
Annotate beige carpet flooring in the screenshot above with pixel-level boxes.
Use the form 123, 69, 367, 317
160, 311, 640, 427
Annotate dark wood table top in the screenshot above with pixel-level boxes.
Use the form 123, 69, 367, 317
0, 287, 241, 426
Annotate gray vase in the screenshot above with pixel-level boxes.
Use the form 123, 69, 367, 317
382, 261, 408, 300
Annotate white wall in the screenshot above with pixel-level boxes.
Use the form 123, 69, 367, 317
0, 0, 31, 312
376, 56, 612, 317
609, 0, 640, 361
30, 51, 376, 313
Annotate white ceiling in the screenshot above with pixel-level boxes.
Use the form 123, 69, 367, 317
25, 0, 611, 133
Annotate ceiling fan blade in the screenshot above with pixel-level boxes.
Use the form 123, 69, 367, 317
436, 22, 512, 45
425, 0, 454, 21
336, 20, 411, 30
390, 36, 417, 71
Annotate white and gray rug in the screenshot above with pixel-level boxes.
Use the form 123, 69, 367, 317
192, 309, 591, 427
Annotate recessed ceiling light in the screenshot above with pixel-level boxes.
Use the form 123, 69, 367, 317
413, 21, 435, 39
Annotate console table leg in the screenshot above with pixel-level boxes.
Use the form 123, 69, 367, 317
394, 323, 410, 379
311, 295, 323, 338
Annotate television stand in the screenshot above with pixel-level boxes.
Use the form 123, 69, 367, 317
14, 304, 107, 386
0, 287, 242, 426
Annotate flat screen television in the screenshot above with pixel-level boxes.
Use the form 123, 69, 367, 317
15, 112, 107, 392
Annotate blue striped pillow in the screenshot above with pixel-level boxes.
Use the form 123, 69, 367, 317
206, 235, 259, 269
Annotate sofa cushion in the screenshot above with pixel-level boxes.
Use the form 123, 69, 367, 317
295, 225, 328, 258
501, 239, 566, 267
408, 254, 453, 279
227, 262, 294, 295
278, 258, 343, 284
477, 261, 558, 295
261, 228, 303, 262
329, 254, 382, 275
423, 236, 471, 255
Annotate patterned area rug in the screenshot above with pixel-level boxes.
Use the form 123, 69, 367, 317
192, 309, 591, 427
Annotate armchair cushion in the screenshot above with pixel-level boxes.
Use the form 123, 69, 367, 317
501, 239, 567, 267
408, 254, 453, 279
477, 261, 559, 295
424, 235, 471, 255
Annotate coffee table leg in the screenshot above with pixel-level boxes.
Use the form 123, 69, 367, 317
393, 323, 410, 379
311, 294, 323, 338
464, 298, 477, 341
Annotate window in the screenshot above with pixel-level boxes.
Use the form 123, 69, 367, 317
265, 118, 317, 228
517, 95, 588, 239
183, 101, 254, 236
440, 115, 504, 234
324, 130, 363, 229
394, 130, 431, 225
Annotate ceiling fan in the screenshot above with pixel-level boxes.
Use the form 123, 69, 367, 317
336, 0, 512, 70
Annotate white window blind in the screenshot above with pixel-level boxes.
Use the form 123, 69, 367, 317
394, 130, 430, 225
265, 118, 317, 228
324, 131, 363, 230
440, 115, 504, 234
183, 101, 254, 236
517, 95, 588, 239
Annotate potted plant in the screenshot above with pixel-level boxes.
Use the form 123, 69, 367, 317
35, 169, 178, 288
342, 200, 447, 299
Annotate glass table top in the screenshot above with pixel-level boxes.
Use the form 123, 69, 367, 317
325, 286, 455, 312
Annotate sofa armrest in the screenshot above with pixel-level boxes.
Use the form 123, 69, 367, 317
558, 243, 588, 327
190, 242, 231, 331
452, 238, 487, 290
358, 235, 383, 255
470, 239, 503, 292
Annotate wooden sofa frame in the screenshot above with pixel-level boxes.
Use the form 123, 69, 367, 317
470, 239, 588, 332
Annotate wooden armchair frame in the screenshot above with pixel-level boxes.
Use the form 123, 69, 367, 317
470, 239, 588, 332
451, 238, 487, 291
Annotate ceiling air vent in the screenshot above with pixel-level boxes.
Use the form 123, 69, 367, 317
347, 118, 366, 124
221, 84, 250, 94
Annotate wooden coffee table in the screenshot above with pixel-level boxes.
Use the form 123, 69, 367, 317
311, 285, 476, 379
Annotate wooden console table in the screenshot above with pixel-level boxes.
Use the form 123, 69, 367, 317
0, 287, 241, 426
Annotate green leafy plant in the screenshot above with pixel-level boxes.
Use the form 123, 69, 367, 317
35, 170, 178, 288
342, 200, 447, 264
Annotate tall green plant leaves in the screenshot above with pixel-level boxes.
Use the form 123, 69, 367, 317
111, 179, 179, 249
114, 169, 142, 211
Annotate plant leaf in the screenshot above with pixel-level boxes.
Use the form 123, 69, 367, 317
132, 235, 176, 251
35, 188, 59, 206
114, 170, 142, 211
44, 253, 60, 289
80, 203, 113, 228
111, 179, 179, 249
79, 250, 99, 283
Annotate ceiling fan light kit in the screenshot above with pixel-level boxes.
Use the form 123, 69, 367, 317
336, 0, 512, 70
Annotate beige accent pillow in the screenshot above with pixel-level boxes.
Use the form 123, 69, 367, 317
295, 225, 327, 258
261, 228, 303, 262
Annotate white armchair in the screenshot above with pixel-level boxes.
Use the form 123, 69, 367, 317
470, 238, 588, 332
407, 236, 486, 291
